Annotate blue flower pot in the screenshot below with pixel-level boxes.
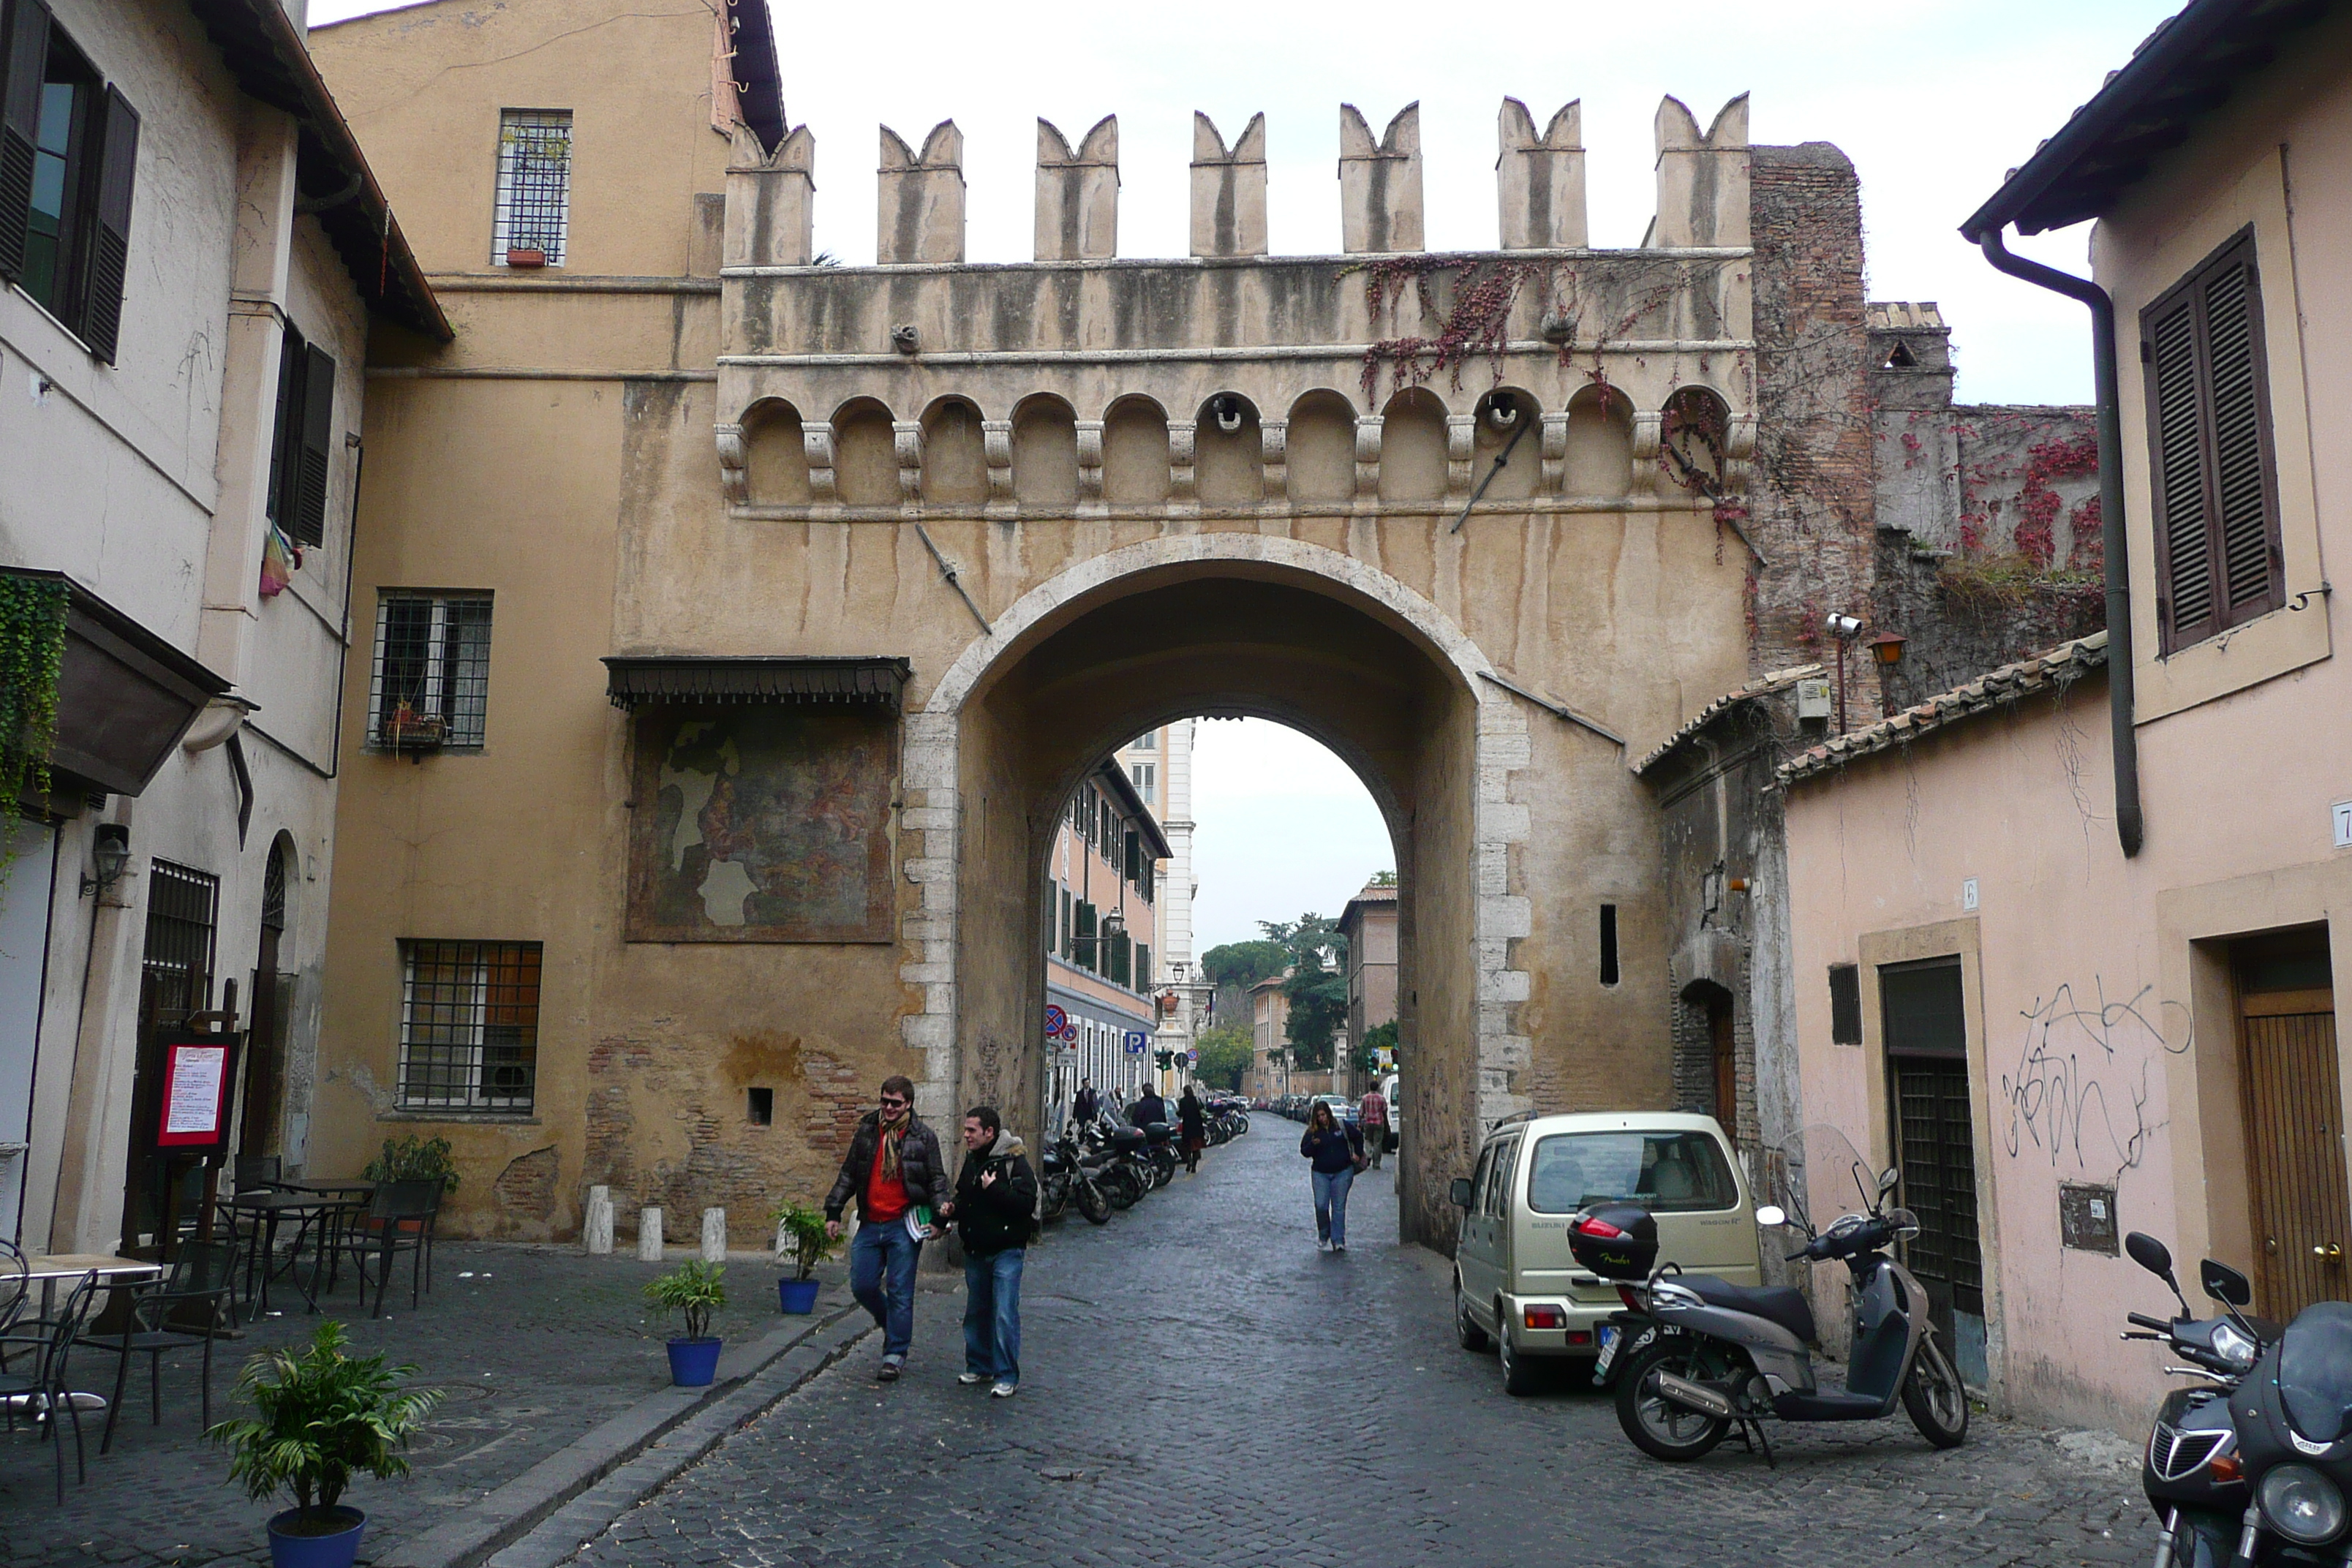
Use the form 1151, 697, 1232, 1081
778, 1277, 821, 1314
667, 1336, 723, 1386
267, 1507, 365, 1568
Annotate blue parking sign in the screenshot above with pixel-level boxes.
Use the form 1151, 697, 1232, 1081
1123, 1030, 1147, 1053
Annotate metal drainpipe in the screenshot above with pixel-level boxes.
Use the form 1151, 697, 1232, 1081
1973, 227, 2144, 857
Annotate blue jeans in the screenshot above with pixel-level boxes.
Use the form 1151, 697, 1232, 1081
1312, 1166, 1355, 1246
850, 1220, 921, 1357
962, 1246, 1024, 1384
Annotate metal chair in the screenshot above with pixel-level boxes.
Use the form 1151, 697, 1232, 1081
0, 1270, 100, 1501
78, 1239, 240, 1453
343, 1180, 441, 1317
0, 1239, 29, 1347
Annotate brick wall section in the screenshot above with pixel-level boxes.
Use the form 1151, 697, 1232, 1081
1746, 144, 1878, 675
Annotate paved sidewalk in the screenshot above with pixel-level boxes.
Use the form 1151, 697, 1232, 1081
577, 1124, 2149, 1568
2, 1239, 853, 1567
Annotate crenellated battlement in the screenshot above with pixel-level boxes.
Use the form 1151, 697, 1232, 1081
716, 94, 1759, 523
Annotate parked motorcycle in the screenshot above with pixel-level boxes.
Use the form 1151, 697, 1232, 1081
1587, 1123, 1969, 1463
1040, 1131, 1111, 1226
1144, 1121, 1179, 1188
2217, 1273, 2352, 1564
2117, 1230, 2266, 1568
1088, 1119, 1152, 1208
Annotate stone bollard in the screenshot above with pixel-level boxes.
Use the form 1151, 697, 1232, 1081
700, 1207, 727, 1263
584, 1186, 614, 1254
638, 1206, 664, 1262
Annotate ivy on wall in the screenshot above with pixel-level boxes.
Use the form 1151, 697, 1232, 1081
0, 577, 69, 887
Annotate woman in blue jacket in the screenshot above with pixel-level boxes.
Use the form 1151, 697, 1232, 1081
1299, 1101, 1365, 1252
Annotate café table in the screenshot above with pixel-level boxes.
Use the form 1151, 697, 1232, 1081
10, 1255, 163, 1417
219, 1190, 363, 1316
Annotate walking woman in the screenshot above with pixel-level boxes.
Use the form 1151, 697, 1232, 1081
1298, 1101, 1365, 1252
1177, 1085, 1207, 1174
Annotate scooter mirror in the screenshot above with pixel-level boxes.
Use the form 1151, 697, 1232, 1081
1877, 1167, 1900, 1198
2201, 1259, 2253, 1309
1754, 1205, 1787, 1228
2125, 1230, 2176, 1281
1449, 1177, 1474, 1209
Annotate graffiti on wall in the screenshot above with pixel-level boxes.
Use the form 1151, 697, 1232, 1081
2000, 979, 2191, 1183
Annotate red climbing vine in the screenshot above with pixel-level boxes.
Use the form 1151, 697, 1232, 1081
1346, 255, 1558, 402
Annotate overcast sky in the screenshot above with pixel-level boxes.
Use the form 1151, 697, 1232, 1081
313, 0, 2184, 946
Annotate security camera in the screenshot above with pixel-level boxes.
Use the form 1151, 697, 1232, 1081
1825, 614, 1863, 640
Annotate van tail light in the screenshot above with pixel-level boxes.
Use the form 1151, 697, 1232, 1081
1564, 1330, 1594, 1346
1522, 1305, 1567, 1330
1616, 1284, 1645, 1311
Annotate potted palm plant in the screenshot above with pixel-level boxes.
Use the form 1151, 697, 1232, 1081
645, 1259, 726, 1386
208, 1321, 441, 1568
770, 1199, 835, 1313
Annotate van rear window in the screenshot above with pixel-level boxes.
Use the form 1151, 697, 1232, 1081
1526, 1131, 1738, 1214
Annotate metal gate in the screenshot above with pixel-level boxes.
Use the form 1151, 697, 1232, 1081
1882, 958, 1986, 1383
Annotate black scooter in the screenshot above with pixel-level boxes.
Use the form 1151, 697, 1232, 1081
2117, 1231, 2266, 1568
1040, 1132, 1111, 1226
1583, 1163, 1969, 1463
2223, 1288, 2352, 1564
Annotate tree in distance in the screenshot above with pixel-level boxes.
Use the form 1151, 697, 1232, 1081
1193, 1022, 1253, 1090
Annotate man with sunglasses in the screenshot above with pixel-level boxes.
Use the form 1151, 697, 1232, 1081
825, 1075, 944, 1380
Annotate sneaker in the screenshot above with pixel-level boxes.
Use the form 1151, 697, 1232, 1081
990, 1380, 1017, 1398
958, 1371, 987, 1386
1333, 1243, 1346, 1253
877, 1356, 903, 1382
1317, 1239, 1331, 1253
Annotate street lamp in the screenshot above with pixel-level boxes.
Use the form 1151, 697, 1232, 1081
1824, 614, 1863, 734
1866, 631, 1907, 718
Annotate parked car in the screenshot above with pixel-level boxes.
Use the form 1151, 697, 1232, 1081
1313, 1093, 1354, 1126
1450, 1111, 1763, 1396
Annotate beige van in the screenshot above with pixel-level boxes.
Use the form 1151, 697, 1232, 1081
1450, 1111, 1763, 1395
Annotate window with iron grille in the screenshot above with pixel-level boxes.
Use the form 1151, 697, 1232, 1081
398, 940, 540, 1112
2142, 229, 2284, 652
369, 592, 491, 751
140, 860, 219, 1028
491, 109, 571, 265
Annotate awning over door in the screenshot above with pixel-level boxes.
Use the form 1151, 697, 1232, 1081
16, 570, 233, 798
600, 655, 911, 711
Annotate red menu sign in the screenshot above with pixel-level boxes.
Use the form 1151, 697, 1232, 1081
155, 1036, 238, 1150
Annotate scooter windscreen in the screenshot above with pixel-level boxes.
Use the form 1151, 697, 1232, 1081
1771, 1123, 1892, 1239
2280, 1303, 2352, 1446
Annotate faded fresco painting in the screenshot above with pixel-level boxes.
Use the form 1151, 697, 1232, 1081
627, 707, 896, 942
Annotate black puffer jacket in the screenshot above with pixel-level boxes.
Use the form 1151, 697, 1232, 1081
951, 1134, 1039, 1257
824, 1111, 946, 1223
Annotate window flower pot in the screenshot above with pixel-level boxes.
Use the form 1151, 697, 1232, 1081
505, 246, 547, 268
267, 1507, 366, 1568
777, 1277, 821, 1314
666, 1335, 723, 1386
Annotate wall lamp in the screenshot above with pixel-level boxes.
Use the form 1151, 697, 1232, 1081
1866, 632, 1907, 668
81, 823, 130, 899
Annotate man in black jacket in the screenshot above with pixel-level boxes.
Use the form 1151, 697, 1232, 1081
1130, 1083, 1169, 1128
938, 1106, 1037, 1397
823, 1075, 945, 1380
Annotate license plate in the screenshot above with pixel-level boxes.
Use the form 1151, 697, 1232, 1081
1594, 1326, 1621, 1376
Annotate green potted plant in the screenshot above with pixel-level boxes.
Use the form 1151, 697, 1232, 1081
645, 1259, 726, 1386
770, 1199, 836, 1313
362, 1133, 461, 1193
207, 1321, 441, 1568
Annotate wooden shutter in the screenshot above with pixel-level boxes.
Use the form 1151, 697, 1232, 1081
291, 343, 335, 545
265, 325, 302, 525
77, 83, 135, 361
2144, 230, 2282, 652
0, 0, 49, 282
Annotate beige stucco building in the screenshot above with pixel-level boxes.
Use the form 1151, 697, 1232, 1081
1044, 757, 1167, 1115
0, 0, 440, 1255
1779, 0, 2352, 1432
300, 0, 1993, 1251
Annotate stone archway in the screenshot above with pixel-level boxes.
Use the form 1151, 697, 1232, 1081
903, 533, 1531, 1244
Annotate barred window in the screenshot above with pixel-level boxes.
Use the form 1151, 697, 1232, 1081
399, 941, 540, 1112
492, 109, 572, 265
370, 592, 491, 751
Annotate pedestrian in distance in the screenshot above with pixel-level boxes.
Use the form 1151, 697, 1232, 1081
938, 1105, 1036, 1398
824, 1075, 945, 1382
1072, 1078, 1098, 1128
1299, 1100, 1366, 1252
1358, 1082, 1390, 1171
1177, 1085, 1206, 1174
1131, 1081, 1169, 1128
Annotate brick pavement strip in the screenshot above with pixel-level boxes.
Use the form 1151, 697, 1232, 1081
572, 1126, 2151, 1568
1, 1239, 864, 1567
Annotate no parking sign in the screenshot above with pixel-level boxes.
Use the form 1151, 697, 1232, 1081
1044, 1003, 1068, 1040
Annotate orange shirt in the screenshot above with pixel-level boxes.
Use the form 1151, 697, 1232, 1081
864, 1137, 911, 1223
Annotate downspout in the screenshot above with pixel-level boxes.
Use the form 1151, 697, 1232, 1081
1972, 227, 2144, 857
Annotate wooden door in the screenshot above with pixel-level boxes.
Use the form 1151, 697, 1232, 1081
1708, 993, 1737, 1145
2240, 973, 2345, 1319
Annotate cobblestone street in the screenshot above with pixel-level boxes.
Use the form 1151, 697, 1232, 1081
578, 1124, 2147, 1568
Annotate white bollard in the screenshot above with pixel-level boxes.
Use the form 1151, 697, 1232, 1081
584, 1186, 614, 1254
638, 1206, 664, 1262
700, 1206, 727, 1264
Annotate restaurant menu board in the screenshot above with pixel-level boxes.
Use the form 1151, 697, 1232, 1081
154, 1035, 238, 1150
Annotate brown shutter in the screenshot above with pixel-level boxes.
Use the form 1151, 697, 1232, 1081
292, 343, 335, 546
2201, 256, 2282, 619
2148, 295, 2215, 649
0, 0, 50, 282
265, 325, 302, 524
78, 83, 137, 362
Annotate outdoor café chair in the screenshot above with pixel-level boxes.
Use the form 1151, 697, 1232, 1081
77, 1238, 239, 1453
343, 1179, 441, 1317
0, 1270, 101, 1502
0, 1239, 29, 1352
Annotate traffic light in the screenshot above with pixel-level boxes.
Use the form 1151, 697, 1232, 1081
1154, 1048, 1175, 1071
